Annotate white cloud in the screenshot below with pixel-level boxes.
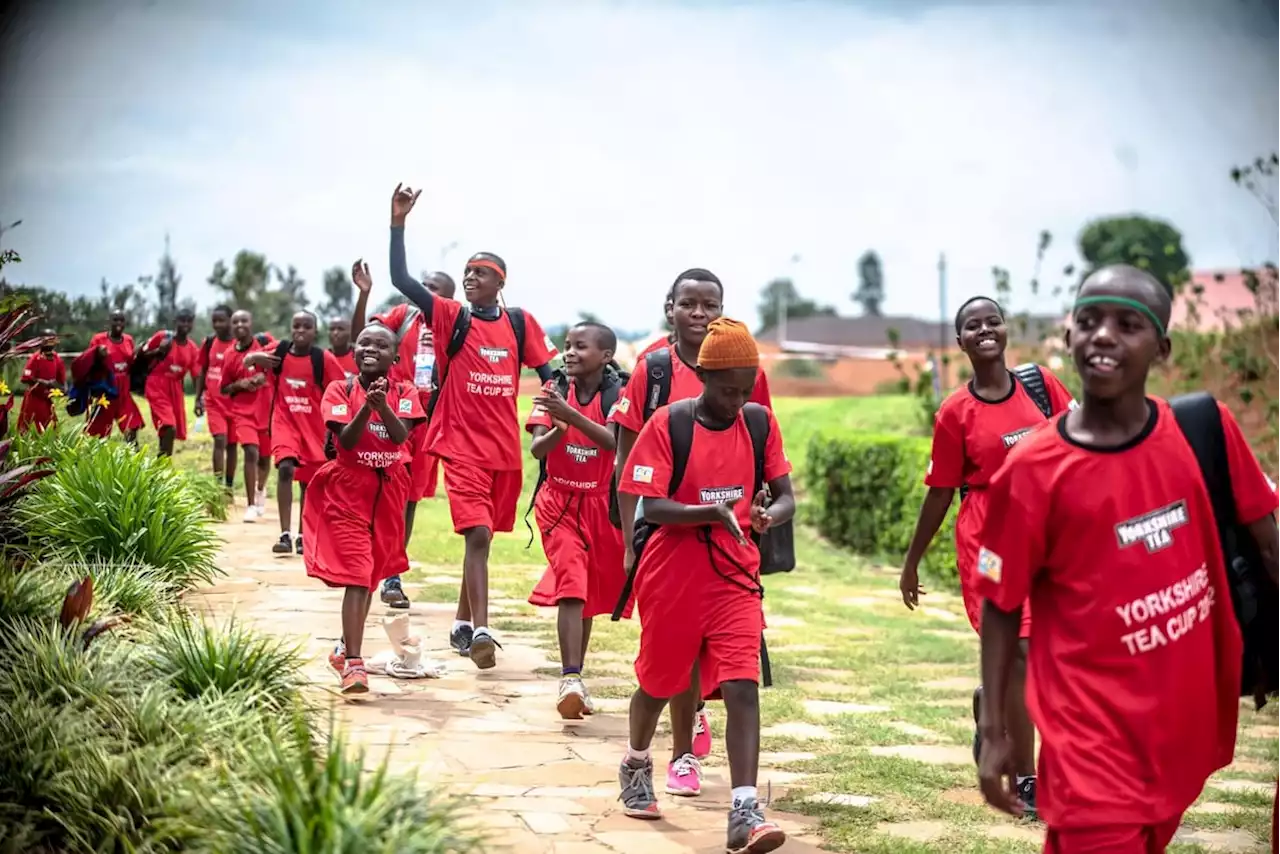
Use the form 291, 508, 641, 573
1, 0, 1275, 335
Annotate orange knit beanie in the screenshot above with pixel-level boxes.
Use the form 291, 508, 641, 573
696, 318, 760, 371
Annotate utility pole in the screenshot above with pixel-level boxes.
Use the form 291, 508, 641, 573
936, 252, 948, 399
776, 253, 800, 349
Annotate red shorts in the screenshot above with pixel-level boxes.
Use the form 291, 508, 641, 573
528, 487, 630, 619
145, 378, 189, 440
634, 562, 764, 699
443, 459, 521, 534
229, 414, 269, 449
303, 461, 410, 589
1044, 817, 1180, 854
205, 396, 230, 437
408, 446, 441, 501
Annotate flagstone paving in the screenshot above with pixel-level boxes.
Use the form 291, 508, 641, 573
191, 507, 1275, 853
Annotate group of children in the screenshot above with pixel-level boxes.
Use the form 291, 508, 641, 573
902, 265, 1279, 853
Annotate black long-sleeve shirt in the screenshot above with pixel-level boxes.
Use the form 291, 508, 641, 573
389, 226, 553, 383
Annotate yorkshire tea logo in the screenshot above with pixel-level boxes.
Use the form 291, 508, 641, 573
698, 485, 744, 505
565, 443, 599, 464
367, 421, 389, 439
285, 378, 307, 389
479, 346, 509, 364
1115, 500, 1189, 554
1001, 426, 1035, 449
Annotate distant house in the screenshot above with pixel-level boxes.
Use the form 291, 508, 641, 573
756, 312, 1063, 353
1175, 268, 1278, 332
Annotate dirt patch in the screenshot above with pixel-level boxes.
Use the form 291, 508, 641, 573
869, 744, 973, 766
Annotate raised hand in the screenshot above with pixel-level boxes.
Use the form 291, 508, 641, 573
366, 376, 389, 410
533, 385, 576, 426
390, 183, 422, 225
352, 259, 373, 294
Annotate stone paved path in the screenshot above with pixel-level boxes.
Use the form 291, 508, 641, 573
191, 509, 833, 854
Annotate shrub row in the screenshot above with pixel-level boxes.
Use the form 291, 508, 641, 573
0, 425, 477, 853
805, 430, 960, 588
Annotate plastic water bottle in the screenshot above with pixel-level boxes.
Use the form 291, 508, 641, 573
193, 416, 206, 434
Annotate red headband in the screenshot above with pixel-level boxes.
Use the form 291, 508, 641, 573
466, 259, 506, 281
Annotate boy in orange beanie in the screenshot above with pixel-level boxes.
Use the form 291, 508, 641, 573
617, 318, 796, 854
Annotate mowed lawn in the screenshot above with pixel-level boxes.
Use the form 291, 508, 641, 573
149, 392, 1276, 853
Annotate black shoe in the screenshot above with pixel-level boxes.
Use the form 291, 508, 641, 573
450, 624, 474, 657
1016, 775, 1038, 821
380, 578, 410, 609
295, 535, 304, 555
469, 629, 502, 670
972, 685, 983, 766
272, 533, 293, 554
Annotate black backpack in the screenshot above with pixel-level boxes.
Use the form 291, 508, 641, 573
603, 346, 683, 528
1011, 362, 1054, 419
522, 366, 630, 547
129, 331, 172, 394
266, 340, 328, 425
323, 375, 355, 462
426, 307, 528, 419
1171, 392, 1278, 709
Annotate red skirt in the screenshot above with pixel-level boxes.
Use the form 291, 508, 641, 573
528, 486, 630, 619
303, 460, 410, 590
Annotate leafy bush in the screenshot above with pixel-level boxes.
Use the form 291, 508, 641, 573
774, 357, 828, 380
806, 430, 959, 587
201, 709, 479, 854
147, 616, 305, 711
179, 469, 231, 522
20, 440, 221, 589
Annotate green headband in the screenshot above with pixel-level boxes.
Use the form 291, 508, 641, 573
1072, 296, 1167, 338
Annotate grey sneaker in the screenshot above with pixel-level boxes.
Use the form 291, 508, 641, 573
618, 758, 661, 819
556, 675, 588, 720
726, 797, 785, 853
380, 578, 410, 609
449, 623, 473, 656
1017, 775, 1038, 822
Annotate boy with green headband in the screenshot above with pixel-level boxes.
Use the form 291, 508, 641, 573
973, 264, 1277, 852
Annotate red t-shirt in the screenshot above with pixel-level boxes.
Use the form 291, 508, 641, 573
619, 405, 791, 578
331, 348, 357, 380
320, 377, 426, 469
421, 299, 556, 470
525, 380, 616, 495
975, 398, 1276, 828
372, 304, 432, 392
200, 336, 237, 399
926, 367, 1075, 489
273, 349, 346, 463
88, 332, 136, 393
609, 346, 773, 435
22, 353, 66, 400
144, 332, 200, 387
220, 336, 276, 426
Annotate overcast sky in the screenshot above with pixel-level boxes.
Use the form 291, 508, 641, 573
1, 0, 1276, 332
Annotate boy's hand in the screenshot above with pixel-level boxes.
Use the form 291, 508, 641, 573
715, 497, 746, 545
623, 545, 636, 573
194, 395, 205, 417
352, 259, 373, 294
366, 377, 389, 410
533, 386, 576, 425
977, 735, 1024, 818
899, 562, 926, 610
243, 352, 280, 369
247, 373, 267, 389
749, 489, 772, 533
391, 183, 422, 226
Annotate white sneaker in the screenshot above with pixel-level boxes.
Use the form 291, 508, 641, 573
556, 675, 588, 720
254, 489, 267, 511
243, 505, 262, 523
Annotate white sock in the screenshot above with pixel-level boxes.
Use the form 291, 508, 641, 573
1016, 775, 1035, 785
626, 744, 650, 763
731, 785, 758, 807
453, 620, 473, 633
474, 625, 490, 637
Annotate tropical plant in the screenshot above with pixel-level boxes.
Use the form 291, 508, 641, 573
179, 469, 231, 521
201, 709, 479, 854
147, 616, 305, 712
20, 440, 221, 588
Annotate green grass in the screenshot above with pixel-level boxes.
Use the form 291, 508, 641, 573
99, 393, 1277, 852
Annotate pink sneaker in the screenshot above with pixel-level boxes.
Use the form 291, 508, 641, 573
693, 708, 712, 759
665, 753, 703, 797
328, 645, 345, 681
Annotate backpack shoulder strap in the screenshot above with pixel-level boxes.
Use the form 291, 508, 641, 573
506, 307, 527, 365
599, 373, 623, 421
255, 332, 270, 347
644, 348, 674, 423
272, 338, 291, 374
445, 306, 472, 359
665, 398, 697, 495
309, 346, 325, 386
1012, 363, 1053, 419
742, 402, 770, 497
396, 306, 422, 344
1171, 392, 1236, 532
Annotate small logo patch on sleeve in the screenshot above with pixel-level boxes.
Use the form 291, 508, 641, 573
331, 404, 348, 416
614, 396, 631, 415
977, 547, 1003, 582
398, 398, 413, 414
632, 465, 654, 484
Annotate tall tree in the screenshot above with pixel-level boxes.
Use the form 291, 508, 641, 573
1077, 216, 1191, 293
209, 251, 271, 316
852, 250, 885, 316
755, 277, 837, 333
259, 264, 309, 331
317, 265, 354, 320
96, 277, 151, 327
152, 233, 182, 328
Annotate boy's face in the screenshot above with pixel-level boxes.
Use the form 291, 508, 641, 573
109, 312, 126, 335
672, 280, 723, 349
699, 366, 758, 422
355, 327, 397, 373
1068, 274, 1170, 400
212, 311, 231, 337
175, 315, 194, 338
563, 327, 609, 378
425, 273, 456, 300
462, 264, 502, 307
291, 313, 317, 349
956, 299, 1006, 363
328, 319, 351, 351
231, 311, 253, 342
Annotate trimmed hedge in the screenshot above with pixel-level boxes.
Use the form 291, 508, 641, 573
805, 430, 959, 588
